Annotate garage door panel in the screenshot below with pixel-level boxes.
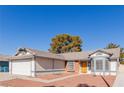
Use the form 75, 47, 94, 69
12, 61, 31, 76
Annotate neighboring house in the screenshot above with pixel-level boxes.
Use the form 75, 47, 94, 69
0, 48, 120, 77
0, 54, 10, 72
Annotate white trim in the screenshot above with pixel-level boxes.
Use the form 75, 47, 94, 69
9, 61, 12, 74
31, 60, 36, 77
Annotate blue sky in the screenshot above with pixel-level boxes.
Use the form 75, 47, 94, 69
0, 5, 124, 55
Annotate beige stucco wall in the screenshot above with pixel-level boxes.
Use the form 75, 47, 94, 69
35, 57, 65, 71
11, 58, 32, 62
54, 60, 65, 69
35, 57, 53, 71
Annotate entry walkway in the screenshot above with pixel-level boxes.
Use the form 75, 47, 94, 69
15, 73, 81, 83
113, 65, 124, 87
0, 73, 17, 81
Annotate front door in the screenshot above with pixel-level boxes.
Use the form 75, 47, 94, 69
82, 62, 87, 73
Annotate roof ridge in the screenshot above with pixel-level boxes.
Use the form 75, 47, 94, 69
25, 47, 57, 55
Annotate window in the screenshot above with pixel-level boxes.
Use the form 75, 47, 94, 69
105, 60, 109, 71
67, 61, 74, 71
96, 60, 103, 71
88, 61, 91, 70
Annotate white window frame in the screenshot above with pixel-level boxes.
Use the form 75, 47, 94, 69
67, 61, 74, 71
95, 59, 103, 71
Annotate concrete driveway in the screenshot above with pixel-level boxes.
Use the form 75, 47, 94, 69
0, 73, 116, 87
113, 65, 124, 87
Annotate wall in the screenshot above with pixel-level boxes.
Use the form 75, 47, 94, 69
11, 58, 32, 62
35, 57, 53, 71
54, 60, 65, 69
35, 57, 65, 73
74, 61, 80, 73
90, 52, 110, 58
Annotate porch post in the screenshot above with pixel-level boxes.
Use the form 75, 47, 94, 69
31, 56, 36, 77
103, 58, 105, 76
116, 58, 120, 74
93, 59, 96, 75
117, 58, 120, 70
9, 61, 12, 74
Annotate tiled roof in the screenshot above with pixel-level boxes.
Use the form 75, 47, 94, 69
58, 51, 92, 60
101, 48, 120, 59
12, 48, 64, 60
59, 48, 120, 60
26, 48, 65, 60
11, 47, 120, 61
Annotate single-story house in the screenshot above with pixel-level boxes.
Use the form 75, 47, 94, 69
0, 48, 120, 77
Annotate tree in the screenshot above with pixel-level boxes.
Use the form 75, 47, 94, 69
105, 43, 120, 49
49, 34, 82, 54
105, 43, 124, 52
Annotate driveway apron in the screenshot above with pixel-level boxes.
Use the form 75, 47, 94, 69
113, 65, 124, 87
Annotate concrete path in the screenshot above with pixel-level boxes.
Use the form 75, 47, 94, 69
113, 65, 124, 87
0, 73, 17, 81
0, 73, 81, 83
16, 74, 81, 83
0, 73, 18, 87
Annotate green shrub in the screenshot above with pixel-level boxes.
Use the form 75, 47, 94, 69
120, 61, 124, 64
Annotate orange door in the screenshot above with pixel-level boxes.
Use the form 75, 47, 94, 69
82, 62, 87, 73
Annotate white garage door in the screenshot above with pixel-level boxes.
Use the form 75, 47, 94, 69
12, 61, 31, 76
